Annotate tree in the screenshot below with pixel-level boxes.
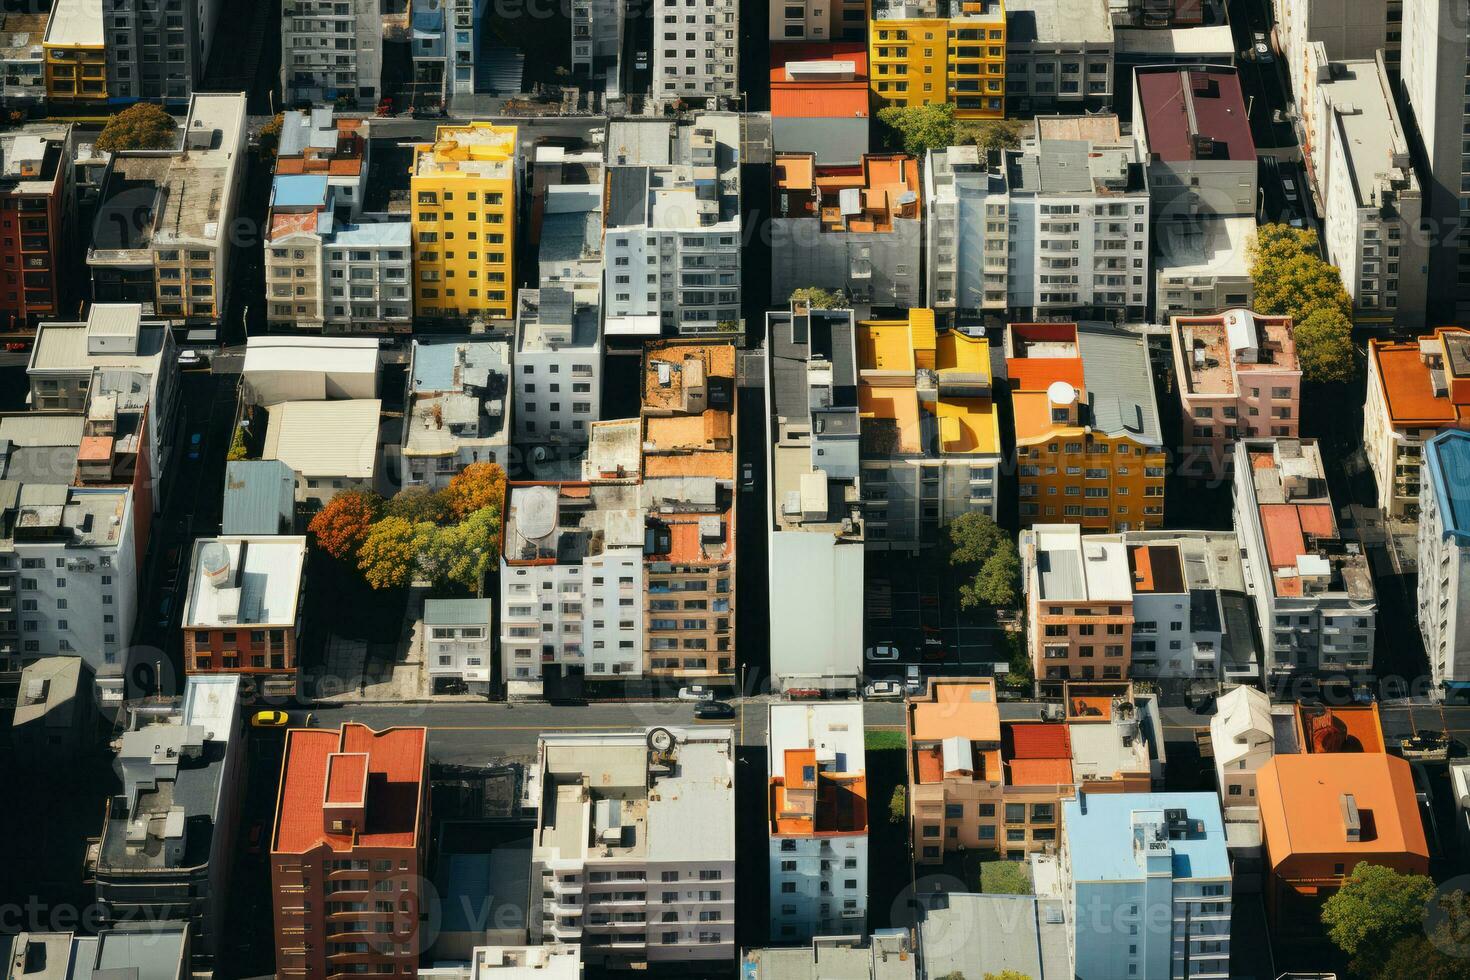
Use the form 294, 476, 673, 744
1321, 863, 1437, 971
356, 517, 422, 590
96, 103, 176, 152
888, 784, 906, 824
1294, 305, 1357, 384
960, 118, 1025, 156
877, 102, 957, 157
789, 287, 846, 309
307, 490, 381, 560
948, 512, 1020, 609
257, 112, 284, 160
421, 506, 502, 593
226, 427, 247, 462
1379, 935, 1470, 980
442, 462, 507, 520
384, 484, 450, 524
984, 973, 1034, 980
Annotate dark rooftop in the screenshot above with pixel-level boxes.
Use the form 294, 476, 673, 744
1137, 66, 1255, 163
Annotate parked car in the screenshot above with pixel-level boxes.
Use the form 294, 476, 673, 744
695, 700, 736, 720
904, 665, 924, 695
251, 709, 290, 728
921, 628, 947, 661
156, 595, 173, 628
1253, 32, 1272, 61
786, 688, 824, 700
178, 349, 202, 367
187, 432, 202, 460
741, 462, 754, 492
1281, 177, 1299, 203
246, 821, 265, 854
865, 644, 901, 662
864, 680, 903, 700
4, 340, 28, 352
678, 685, 715, 702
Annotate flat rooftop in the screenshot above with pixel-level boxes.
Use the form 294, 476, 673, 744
1369, 328, 1470, 427
768, 702, 868, 838
1316, 58, 1414, 208
183, 535, 307, 628
42, 0, 100, 46
1005, 0, 1112, 43
1031, 524, 1132, 602
1174, 309, 1299, 396
1155, 215, 1254, 280
413, 122, 516, 179
1063, 791, 1230, 881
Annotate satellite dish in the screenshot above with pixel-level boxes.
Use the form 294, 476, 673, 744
647, 728, 674, 753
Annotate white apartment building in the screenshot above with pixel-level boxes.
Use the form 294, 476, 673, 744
530, 728, 735, 970
1276, 0, 1395, 116
281, 0, 383, 107
925, 145, 1008, 312
500, 484, 645, 695
403, 337, 511, 488
1419, 430, 1470, 686
424, 598, 494, 695
653, 0, 738, 105
1154, 215, 1254, 318
323, 223, 413, 331
1209, 685, 1281, 806
514, 288, 602, 449
1311, 56, 1428, 330
767, 702, 869, 944
603, 116, 742, 338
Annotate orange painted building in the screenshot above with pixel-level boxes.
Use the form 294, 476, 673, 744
1255, 752, 1428, 928
270, 723, 429, 979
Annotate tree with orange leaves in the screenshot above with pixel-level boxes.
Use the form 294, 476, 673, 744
306, 489, 382, 560
441, 462, 506, 520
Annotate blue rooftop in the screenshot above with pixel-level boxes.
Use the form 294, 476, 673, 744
1427, 429, 1470, 542
272, 173, 330, 208
1063, 792, 1229, 882
332, 221, 412, 247
410, 336, 508, 392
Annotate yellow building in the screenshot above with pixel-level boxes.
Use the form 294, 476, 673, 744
411, 122, 518, 320
856, 308, 1001, 551
43, 0, 105, 103
1005, 322, 1166, 532
868, 0, 1005, 119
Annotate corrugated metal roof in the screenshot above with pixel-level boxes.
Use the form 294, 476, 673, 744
424, 597, 492, 626
771, 86, 869, 119
263, 400, 381, 479
1078, 326, 1162, 446
222, 460, 296, 535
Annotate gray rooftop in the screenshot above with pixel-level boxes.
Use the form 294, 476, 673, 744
919, 893, 1070, 979
1008, 138, 1143, 195
1005, 0, 1114, 45
425, 597, 492, 627
221, 460, 296, 536
1316, 58, 1416, 209
1078, 325, 1163, 446
11, 656, 89, 731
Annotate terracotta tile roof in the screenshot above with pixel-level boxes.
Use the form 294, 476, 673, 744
1005, 722, 1072, 759
324, 752, 368, 804
1007, 757, 1074, 786
1260, 503, 1336, 569
772, 87, 869, 119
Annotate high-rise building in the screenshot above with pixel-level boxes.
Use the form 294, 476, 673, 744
42, 0, 104, 103
412, 123, 519, 321
103, 0, 224, 103
868, 0, 1006, 119
652, 0, 738, 104
281, 0, 384, 107
1419, 429, 1470, 686
0, 124, 75, 331
270, 723, 429, 979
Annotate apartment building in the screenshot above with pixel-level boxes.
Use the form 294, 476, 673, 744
771, 0, 865, 40
1133, 66, 1257, 219
925, 145, 1007, 312
1276, 0, 1395, 114
603, 114, 742, 337
0, 13, 49, 110
856, 310, 1001, 548
1363, 328, 1470, 519
1398, 0, 1470, 320
281, 0, 384, 107
533, 141, 605, 294
270, 723, 429, 979
764, 305, 865, 694
424, 598, 494, 695
0, 927, 189, 979
771, 152, 922, 308
402, 337, 511, 487
530, 728, 736, 969
1256, 753, 1426, 928
42, 0, 104, 103
0, 124, 75, 331
767, 702, 869, 942
88, 93, 248, 324
277, 108, 370, 216
652, 0, 738, 105
868, 0, 1006, 119
514, 287, 602, 449
264, 175, 330, 328
1419, 430, 1470, 686
412, 123, 518, 321
1061, 793, 1232, 980
94, 676, 242, 970
907, 678, 1157, 866
1170, 309, 1301, 481
1154, 215, 1255, 318
1002, 0, 1113, 114
1311, 56, 1428, 329
572, 0, 623, 84
1005, 129, 1151, 320
769, 43, 871, 164
103, 0, 223, 103
1020, 525, 1134, 686
181, 536, 307, 701
1232, 438, 1376, 683
746, 932, 915, 980
1007, 322, 1166, 531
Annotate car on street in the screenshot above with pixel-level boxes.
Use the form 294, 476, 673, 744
178, 349, 202, 367
187, 432, 202, 460
694, 700, 736, 720
678, 685, 715, 702
904, 665, 924, 695
1253, 32, 1272, 61
785, 688, 823, 700
865, 644, 901, 662
251, 709, 290, 728
246, 821, 265, 854
156, 595, 173, 628
741, 462, 754, 491
921, 628, 947, 661
5, 340, 28, 352
864, 680, 903, 700
1282, 177, 1299, 203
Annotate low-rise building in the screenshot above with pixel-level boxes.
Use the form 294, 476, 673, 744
1154, 215, 1255, 318
514, 287, 602, 450
1060, 792, 1231, 980
262, 399, 383, 505
0, 927, 190, 980
1008, 322, 1166, 531
0, 123, 76, 330
403, 337, 511, 488
1021, 525, 1133, 685
11, 655, 97, 764
1170, 309, 1302, 481
530, 728, 735, 969
221, 460, 297, 535
270, 723, 429, 979
94, 675, 242, 971
1133, 65, 1257, 219
181, 535, 307, 701
764, 305, 865, 694
768, 702, 868, 942
1232, 438, 1376, 683
918, 893, 1068, 979
425, 597, 494, 695
241, 335, 381, 406
275, 108, 369, 215
856, 310, 1001, 547
744, 932, 915, 979
1419, 429, 1470, 686
1363, 327, 1470, 519
769, 43, 871, 165
1003, 0, 1114, 115
771, 152, 922, 308
471, 945, 581, 978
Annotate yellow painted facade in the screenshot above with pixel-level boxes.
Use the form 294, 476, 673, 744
411, 122, 517, 320
43, 0, 106, 103
868, 0, 1006, 119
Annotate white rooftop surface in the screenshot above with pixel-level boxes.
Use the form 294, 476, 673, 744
1155, 216, 1254, 278
767, 702, 867, 773
1317, 59, 1415, 208
29, 305, 163, 373
156, 93, 247, 247
1210, 685, 1274, 769
43, 0, 102, 46
181, 673, 241, 741
645, 731, 735, 862
769, 534, 864, 681
184, 536, 307, 627
1068, 720, 1148, 780
243, 335, 380, 376
1005, 0, 1113, 43
471, 945, 581, 979
1032, 524, 1132, 601
263, 399, 381, 479
1115, 24, 1233, 55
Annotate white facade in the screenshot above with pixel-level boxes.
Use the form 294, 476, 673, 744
424, 598, 494, 694
281, 0, 383, 107
1208, 685, 1276, 805
1276, 0, 1392, 116
653, 0, 738, 104
1419, 431, 1470, 687
322, 224, 414, 332
514, 288, 603, 449
925, 145, 1008, 312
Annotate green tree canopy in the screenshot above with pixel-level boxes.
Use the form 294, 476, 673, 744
356, 516, 422, 590
1321, 863, 1437, 971
877, 102, 958, 156
1249, 224, 1358, 383
383, 484, 450, 524
1293, 306, 1357, 384
789, 287, 846, 309
421, 505, 502, 593
96, 103, 176, 153
948, 512, 1020, 609
983, 972, 1034, 980
888, 784, 906, 824
960, 118, 1025, 156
